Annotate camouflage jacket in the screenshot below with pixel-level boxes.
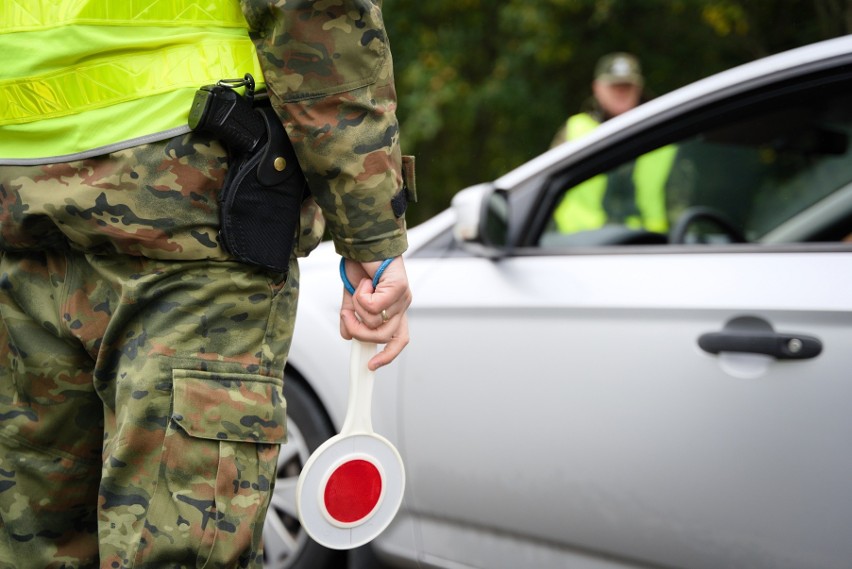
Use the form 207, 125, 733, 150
240, 0, 411, 262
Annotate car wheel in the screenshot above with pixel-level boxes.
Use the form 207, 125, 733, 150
263, 374, 345, 569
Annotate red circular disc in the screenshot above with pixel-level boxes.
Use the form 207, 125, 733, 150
323, 459, 383, 523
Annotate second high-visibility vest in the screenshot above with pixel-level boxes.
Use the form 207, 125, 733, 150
0, 0, 265, 165
554, 112, 676, 233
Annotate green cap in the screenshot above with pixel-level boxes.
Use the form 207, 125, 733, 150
594, 52, 644, 86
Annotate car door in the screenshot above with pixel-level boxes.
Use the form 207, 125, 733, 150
395, 58, 852, 568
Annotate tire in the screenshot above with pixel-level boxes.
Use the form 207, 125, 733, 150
263, 372, 346, 569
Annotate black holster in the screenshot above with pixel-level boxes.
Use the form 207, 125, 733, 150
189, 80, 307, 273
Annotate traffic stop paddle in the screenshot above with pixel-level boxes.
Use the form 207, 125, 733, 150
296, 338, 406, 549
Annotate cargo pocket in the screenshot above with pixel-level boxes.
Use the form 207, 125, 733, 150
170, 369, 287, 444
138, 368, 287, 567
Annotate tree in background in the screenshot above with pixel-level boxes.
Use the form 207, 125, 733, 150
384, 0, 851, 225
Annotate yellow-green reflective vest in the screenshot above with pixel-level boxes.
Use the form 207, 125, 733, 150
0, 1, 265, 165
553, 112, 677, 234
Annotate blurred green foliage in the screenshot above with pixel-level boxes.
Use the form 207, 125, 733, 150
383, 0, 851, 225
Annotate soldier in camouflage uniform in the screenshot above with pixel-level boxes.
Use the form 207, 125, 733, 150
0, 1, 412, 567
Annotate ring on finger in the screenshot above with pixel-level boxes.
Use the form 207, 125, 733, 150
381, 309, 390, 323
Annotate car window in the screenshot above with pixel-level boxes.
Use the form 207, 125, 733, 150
539, 74, 852, 248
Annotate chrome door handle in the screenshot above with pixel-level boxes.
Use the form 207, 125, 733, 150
698, 329, 822, 360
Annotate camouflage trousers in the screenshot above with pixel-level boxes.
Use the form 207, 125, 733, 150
0, 135, 299, 568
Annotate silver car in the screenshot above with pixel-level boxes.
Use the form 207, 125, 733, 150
266, 36, 852, 569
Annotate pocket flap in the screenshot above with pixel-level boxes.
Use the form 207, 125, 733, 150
172, 369, 287, 444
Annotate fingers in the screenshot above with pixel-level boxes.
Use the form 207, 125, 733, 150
339, 311, 410, 370
341, 257, 411, 328
339, 276, 408, 340
339, 257, 412, 368
368, 314, 410, 370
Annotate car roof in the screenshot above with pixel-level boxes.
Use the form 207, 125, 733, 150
497, 35, 852, 192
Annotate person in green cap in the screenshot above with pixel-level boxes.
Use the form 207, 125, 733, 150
551, 52, 646, 148
550, 52, 677, 234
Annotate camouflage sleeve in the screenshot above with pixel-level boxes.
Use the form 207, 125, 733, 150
240, 0, 408, 262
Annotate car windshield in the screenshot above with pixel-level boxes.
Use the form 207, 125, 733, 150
540, 72, 852, 247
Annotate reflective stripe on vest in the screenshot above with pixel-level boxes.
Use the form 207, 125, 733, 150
1, 1, 250, 32
0, 0, 264, 164
554, 112, 676, 233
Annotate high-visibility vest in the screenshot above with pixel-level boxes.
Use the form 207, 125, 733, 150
553, 112, 676, 233
0, 1, 264, 165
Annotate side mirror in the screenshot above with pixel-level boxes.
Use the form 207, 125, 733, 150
451, 184, 509, 253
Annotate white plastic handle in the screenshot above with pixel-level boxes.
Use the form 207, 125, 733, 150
339, 340, 377, 436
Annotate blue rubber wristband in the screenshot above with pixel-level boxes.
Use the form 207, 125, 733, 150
372, 258, 394, 288
339, 257, 395, 294
339, 257, 356, 294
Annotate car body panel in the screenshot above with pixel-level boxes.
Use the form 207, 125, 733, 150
394, 251, 852, 569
